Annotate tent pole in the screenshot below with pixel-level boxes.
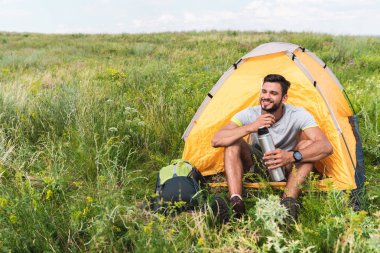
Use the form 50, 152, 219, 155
341, 132, 357, 171
343, 89, 357, 115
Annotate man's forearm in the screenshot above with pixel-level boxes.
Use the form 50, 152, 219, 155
211, 125, 252, 147
212, 114, 275, 148
298, 140, 333, 163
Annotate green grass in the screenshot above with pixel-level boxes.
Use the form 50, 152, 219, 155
0, 31, 379, 252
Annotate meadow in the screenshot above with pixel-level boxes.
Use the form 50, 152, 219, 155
0, 31, 379, 252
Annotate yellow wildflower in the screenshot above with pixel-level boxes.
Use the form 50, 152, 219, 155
0, 197, 7, 208
42, 177, 54, 185
82, 206, 90, 216
143, 221, 154, 236
9, 214, 17, 224
98, 175, 106, 183
73, 181, 83, 188
167, 228, 175, 238
158, 214, 165, 223
32, 199, 38, 210
86, 196, 93, 204
45, 189, 53, 200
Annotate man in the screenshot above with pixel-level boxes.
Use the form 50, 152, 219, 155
211, 74, 333, 219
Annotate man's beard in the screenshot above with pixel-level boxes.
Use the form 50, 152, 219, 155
261, 99, 281, 113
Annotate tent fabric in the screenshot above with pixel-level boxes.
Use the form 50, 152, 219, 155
182, 42, 361, 191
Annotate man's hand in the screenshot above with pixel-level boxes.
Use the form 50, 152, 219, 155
249, 114, 275, 132
263, 149, 293, 170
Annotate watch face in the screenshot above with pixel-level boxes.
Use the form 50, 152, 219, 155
294, 151, 302, 161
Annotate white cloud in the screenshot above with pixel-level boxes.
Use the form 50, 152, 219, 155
0, 8, 28, 18
0, 0, 379, 35
125, 0, 379, 35
0, 0, 17, 4
158, 14, 178, 23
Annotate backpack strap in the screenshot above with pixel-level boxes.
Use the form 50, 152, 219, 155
151, 173, 163, 212
191, 175, 200, 192
172, 163, 178, 177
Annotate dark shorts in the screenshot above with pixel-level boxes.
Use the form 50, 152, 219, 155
246, 144, 273, 181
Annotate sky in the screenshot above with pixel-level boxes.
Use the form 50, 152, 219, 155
0, 0, 379, 36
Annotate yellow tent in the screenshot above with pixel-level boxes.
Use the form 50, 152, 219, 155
182, 42, 364, 191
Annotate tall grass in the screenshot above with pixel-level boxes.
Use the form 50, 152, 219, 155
0, 31, 379, 251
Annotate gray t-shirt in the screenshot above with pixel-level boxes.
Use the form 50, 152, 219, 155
231, 104, 318, 151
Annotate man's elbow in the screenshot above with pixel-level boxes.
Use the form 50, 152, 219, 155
211, 137, 219, 148
211, 134, 227, 147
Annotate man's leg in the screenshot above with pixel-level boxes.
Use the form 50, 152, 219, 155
281, 139, 315, 221
224, 139, 252, 218
283, 139, 314, 199
224, 139, 253, 197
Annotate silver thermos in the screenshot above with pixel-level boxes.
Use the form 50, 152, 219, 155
257, 126, 286, 182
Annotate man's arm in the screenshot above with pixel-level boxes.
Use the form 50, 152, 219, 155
263, 127, 333, 169
211, 114, 275, 148
211, 122, 250, 148
295, 127, 333, 162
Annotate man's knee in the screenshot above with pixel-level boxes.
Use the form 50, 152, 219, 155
224, 139, 244, 157
224, 139, 252, 169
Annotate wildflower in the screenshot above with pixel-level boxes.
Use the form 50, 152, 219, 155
82, 207, 90, 216
157, 214, 165, 223
86, 196, 93, 204
167, 228, 175, 237
9, 214, 17, 224
255, 195, 288, 234
15, 172, 23, 185
352, 210, 368, 226
45, 189, 53, 200
0, 197, 7, 208
32, 199, 38, 210
197, 237, 204, 247
73, 181, 83, 188
143, 221, 154, 236
42, 177, 54, 185
20, 114, 26, 123
1, 68, 10, 74
98, 175, 106, 183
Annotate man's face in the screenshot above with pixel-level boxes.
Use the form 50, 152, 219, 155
260, 82, 287, 113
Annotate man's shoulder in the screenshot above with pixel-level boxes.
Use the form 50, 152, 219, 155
284, 104, 317, 128
285, 104, 311, 115
232, 105, 261, 126
250, 105, 261, 112
233, 105, 261, 118
238, 105, 261, 114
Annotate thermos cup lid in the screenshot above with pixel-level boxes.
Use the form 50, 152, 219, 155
258, 126, 269, 135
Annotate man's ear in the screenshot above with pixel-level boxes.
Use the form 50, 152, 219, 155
282, 94, 288, 103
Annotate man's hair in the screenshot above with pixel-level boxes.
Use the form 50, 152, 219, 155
263, 74, 291, 96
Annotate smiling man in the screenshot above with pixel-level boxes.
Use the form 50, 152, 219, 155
211, 74, 333, 219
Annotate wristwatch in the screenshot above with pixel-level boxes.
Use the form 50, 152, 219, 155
293, 150, 302, 163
